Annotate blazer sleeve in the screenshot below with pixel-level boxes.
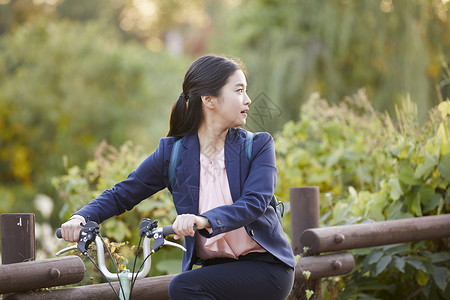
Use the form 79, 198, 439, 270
199, 132, 277, 237
74, 138, 169, 223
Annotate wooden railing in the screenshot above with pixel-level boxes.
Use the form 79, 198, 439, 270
289, 187, 450, 300
2, 188, 449, 300
0, 256, 85, 295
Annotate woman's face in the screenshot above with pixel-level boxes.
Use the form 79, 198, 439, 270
213, 69, 252, 129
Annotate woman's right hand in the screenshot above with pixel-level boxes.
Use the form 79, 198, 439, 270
172, 214, 210, 240
60, 215, 86, 242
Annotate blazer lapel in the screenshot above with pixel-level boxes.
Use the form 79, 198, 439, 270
225, 129, 242, 202
175, 133, 200, 214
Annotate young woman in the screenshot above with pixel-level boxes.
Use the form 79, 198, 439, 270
60, 54, 296, 299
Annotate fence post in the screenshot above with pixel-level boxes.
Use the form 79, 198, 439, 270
1, 213, 35, 264
290, 187, 320, 255
290, 187, 321, 300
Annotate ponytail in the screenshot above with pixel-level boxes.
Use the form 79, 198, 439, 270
167, 93, 189, 137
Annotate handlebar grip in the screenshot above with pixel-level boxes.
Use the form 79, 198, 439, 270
162, 225, 197, 237
162, 225, 175, 236
56, 228, 62, 239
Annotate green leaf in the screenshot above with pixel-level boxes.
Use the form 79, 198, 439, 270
405, 192, 422, 216
414, 153, 437, 179
302, 270, 311, 280
419, 184, 435, 205
415, 269, 429, 286
399, 163, 421, 185
438, 153, 450, 180
382, 243, 411, 255
375, 255, 392, 275
388, 178, 403, 201
386, 200, 413, 220
305, 289, 314, 300
394, 257, 405, 273
406, 259, 427, 272
432, 267, 448, 291
423, 193, 442, 213
429, 252, 450, 263
446, 188, 450, 204
367, 251, 384, 265
365, 193, 386, 221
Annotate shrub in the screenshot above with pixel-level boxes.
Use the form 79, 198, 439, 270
275, 89, 450, 299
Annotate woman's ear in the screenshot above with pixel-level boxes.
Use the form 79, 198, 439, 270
201, 95, 215, 110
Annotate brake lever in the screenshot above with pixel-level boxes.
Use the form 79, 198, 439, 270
56, 244, 78, 256
139, 218, 158, 237
77, 220, 99, 255
150, 228, 187, 253
163, 240, 187, 252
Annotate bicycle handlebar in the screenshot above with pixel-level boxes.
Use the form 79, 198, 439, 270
55, 218, 188, 280
162, 225, 175, 236
54, 218, 189, 299
56, 223, 195, 240
56, 227, 176, 240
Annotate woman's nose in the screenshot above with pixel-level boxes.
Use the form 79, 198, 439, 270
244, 93, 251, 105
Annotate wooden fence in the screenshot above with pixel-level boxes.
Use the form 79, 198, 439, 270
289, 187, 450, 300
1, 188, 450, 299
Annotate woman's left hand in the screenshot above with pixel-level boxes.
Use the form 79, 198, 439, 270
172, 214, 210, 240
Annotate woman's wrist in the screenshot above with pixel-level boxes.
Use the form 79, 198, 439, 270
69, 214, 86, 223
196, 216, 210, 230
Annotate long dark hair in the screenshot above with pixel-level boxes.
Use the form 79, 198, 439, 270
167, 55, 245, 138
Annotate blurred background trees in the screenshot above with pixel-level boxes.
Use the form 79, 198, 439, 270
0, 0, 449, 297
210, 0, 450, 125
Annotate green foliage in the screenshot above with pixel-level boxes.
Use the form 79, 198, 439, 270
276, 90, 389, 205
0, 18, 188, 222
305, 289, 314, 300
275, 90, 450, 299
52, 140, 182, 278
211, 0, 450, 130
303, 270, 311, 280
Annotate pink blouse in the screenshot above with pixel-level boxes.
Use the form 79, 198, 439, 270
195, 149, 265, 260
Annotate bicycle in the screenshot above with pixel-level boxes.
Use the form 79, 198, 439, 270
56, 218, 187, 300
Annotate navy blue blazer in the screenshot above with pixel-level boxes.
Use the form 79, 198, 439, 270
75, 128, 296, 271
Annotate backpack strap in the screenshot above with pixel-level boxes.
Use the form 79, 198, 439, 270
245, 131, 254, 161
169, 138, 182, 189
245, 131, 283, 224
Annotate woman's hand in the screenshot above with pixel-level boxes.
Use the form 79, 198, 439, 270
172, 214, 210, 240
60, 215, 86, 242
